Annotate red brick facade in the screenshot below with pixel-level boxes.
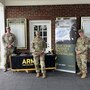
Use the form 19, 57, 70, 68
5, 4, 90, 55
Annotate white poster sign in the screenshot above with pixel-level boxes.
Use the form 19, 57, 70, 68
81, 17, 90, 38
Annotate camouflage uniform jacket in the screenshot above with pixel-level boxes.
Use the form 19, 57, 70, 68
32, 37, 46, 53
75, 36, 90, 55
2, 33, 16, 49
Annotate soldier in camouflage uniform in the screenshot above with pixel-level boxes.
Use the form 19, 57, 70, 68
2, 27, 16, 72
32, 31, 46, 78
75, 29, 90, 78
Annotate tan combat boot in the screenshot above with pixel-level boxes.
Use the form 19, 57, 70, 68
4, 68, 7, 72
42, 73, 46, 79
77, 71, 82, 75
36, 73, 40, 78
4, 69, 7, 72
81, 73, 87, 79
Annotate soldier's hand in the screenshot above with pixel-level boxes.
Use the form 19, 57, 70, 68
40, 51, 44, 56
34, 52, 38, 55
8, 45, 12, 48
34, 51, 44, 56
34, 52, 40, 55
76, 51, 81, 55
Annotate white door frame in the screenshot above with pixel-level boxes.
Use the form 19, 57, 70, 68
29, 20, 51, 52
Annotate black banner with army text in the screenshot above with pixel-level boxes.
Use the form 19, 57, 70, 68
10, 55, 55, 70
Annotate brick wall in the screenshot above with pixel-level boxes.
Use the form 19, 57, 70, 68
5, 4, 90, 54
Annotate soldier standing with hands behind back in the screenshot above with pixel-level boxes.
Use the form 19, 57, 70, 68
32, 31, 46, 78
75, 29, 90, 79
2, 26, 16, 72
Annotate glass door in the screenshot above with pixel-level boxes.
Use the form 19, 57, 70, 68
29, 20, 51, 52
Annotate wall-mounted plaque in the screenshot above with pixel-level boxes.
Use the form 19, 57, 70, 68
6, 18, 27, 49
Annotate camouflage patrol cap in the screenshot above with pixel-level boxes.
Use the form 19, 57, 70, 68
78, 29, 84, 33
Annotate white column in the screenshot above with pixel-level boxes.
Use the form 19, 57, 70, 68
0, 3, 5, 69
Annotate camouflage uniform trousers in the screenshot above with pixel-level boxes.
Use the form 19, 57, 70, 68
76, 54, 87, 73
4, 48, 14, 69
33, 54, 46, 74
